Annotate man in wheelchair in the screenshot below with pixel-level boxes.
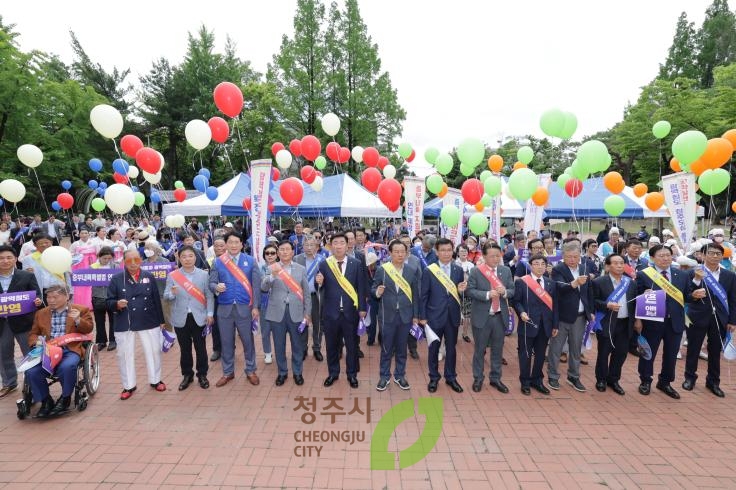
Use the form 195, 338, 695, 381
26, 285, 93, 418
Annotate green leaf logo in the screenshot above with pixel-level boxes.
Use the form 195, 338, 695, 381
370, 397, 443, 470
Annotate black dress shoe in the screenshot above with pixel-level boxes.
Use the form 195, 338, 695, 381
595, 381, 606, 392
409, 350, 419, 360
275, 374, 287, 386
35, 396, 55, 418
472, 380, 482, 392
706, 382, 725, 398
490, 380, 509, 394
608, 382, 625, 396
294, 374, 304, 386
521, 386, 531, 396
502, 358, 508, 366
324, 375, 338, 387
446, 380, 464, 393
358, 349, 365, 359
681, 378, 695, 391
532, 383, 550, 395
179, 375, 194, 391
49, 396, 71, 416
656, 382, 680, 399
198, 376, 210, 389
313, 351, 324, 362
462, 335, 471, 343
348, 376, 359, 388
638, 382, 651, 395
428, 380, 438, 393
210, 351, 221, 362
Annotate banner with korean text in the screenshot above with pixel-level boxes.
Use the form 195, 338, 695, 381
662, 172, 696, 251
251, 159, 273, 266
523, 173, 551, 236
404, 176, 425, 239
441, 189, 464, 247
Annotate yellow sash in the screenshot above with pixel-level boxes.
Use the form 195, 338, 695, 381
326, 256, 358, 308
427, 263, 461, 305
381, 263, 412, 302
31, 251, 65, 283
642, 267, 684, 306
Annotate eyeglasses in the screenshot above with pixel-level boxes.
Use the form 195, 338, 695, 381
706, 251, 724, 256
125, 257, 142, 264
264, 251, 277, 256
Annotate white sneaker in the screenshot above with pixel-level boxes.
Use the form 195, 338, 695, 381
265, 353, 272, 364
699, 350, 708, 360
676, 351, 682, 360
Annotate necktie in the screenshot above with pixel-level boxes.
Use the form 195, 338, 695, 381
537, 278, 542, 287
491, 268, 500, 312
662, 270, 668, 281
337, 260, 344, 275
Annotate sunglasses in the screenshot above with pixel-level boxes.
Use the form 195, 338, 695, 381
125, 257, 142, 264
264, 251, 277, 256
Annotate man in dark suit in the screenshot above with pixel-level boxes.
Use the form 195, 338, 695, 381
0, 245, 42, 397
513, 238, 545, 278
411, 234, 438, 270
548, 242, 594, 392
685, 243, 736, 397
419, 238, 466, 393
371, 240, 420, 391
512, 254, 558, 395
66, 215, 84, 241
400, 234, 423, 359
624, 239, 650, 356
345, 230, 367, 361
635, 244, 690, 399
315, 233, 367, 388
466, 243, 514, 393
592, 253, 637, 395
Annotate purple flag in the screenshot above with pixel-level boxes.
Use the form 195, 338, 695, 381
505, 309, 515, 335
251, 319, 259, 333
357, 318, 366, 336
298, 319, 307, 334
0, 291, 37, 317
635, 290, 666, 322
202, 323, 212, 338
410, 323, 424, 340
162, 329, 176, 353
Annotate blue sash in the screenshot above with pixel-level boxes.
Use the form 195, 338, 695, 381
306, 255, 324, 283
591, 276, 631, 332
413, 246, 428, 268
702, 267, 729, 314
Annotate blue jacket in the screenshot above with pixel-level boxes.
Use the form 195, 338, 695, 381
550, 263, 594, 324
686, 267, 736, 331
317, 256, 367, 323
371, 263, 420, 324
512, 275, 558, 338
410, 246, 438, 269
106, 270, 165, 332
419, 262, 464, 329
635, 267, 689, 333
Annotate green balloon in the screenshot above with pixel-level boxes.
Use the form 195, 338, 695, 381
440, 205, 460, 227
652, 120, 671, 139
540, 108, 565, 137
315, 156, 327, 170
672, 130, 707, 166
468, 213, 489, 235
603, 195, 626, 216
576, 140, 609, 173
699, 168, 730, 195
174, 180, 184, 189
134, 192, 145, 207
397, 142, 413, 159
571, 159, 589, 180
508, 168, 538, 201
435, 153, 454, 175
424, 147, 439, 165
557, 174, 572, 189
426, 174, 444, 194
558, 112, 578, 140
91, 197, 106, 212
517, 146, 534, 165
564, 166, 574, 176
480, 194, 492, 206
459, 163, 475, 177
484, 176, 502, 196
479, 170, 492, 182
456, 138, 485, 167
597, 153, 612, 173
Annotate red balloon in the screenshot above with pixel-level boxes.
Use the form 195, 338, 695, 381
377, 178, 402, 209
280, 177, 304, 206
377, 156, 389, 170
289, 139, 302, 158
174, 188, 187, 203
301, 135, 322, 161
120, 135, 143, 158
361, 168, 382, 193
57, 192, 74, 210
242, 197, 251, 210
135, 147, 162, 174
565, 178, 584, 198
326, 142, 340, 162
268, 202, 275, 213
208, 117, 229, 144
213, 81, 244, 118
113, 172, 128, 184
407, 149, 416, 163
271, 167, 281, 182
461, 179, 484, 205
271, 142, 285, 157
300, 165, 317, 184
363, 147, 380, 167
338, 147, 351, 164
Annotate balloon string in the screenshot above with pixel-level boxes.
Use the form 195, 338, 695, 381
222, 147, 237, 176
233, 117, 250, 170
31, 169, 50, 216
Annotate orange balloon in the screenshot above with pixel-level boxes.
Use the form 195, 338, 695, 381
633, 183, 648, 197
690, 157, 708, 176
531, 187, 549, 206
437, 182, 448, 198
670, 157, 681, 172
726, 247, 733, 259
644, 192, 664, 211
723, 129, 736, 149
603, 171, 625, 194
701, 137, 734, 169
474, 202, 485, 212
513, 161, 527, 171
731, 201, 736, 213
487, 155, 504, 173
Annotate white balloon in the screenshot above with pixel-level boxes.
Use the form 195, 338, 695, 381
90, 104, 124, 139
185, 119, 212, 150
164, 215, 174, 228
17, 144, 43, 168
104, 183, 135, 214
142, 171, 162, 185
173, 214, 186, 228
127, 166, 140, 179
321, 113, 340, 137
0, 179, 26, 202
351, 146, 364, 163
275, 149, 293, 169
41, 246, 72, 275
156, 151, 166, 170
310, 176, 324, 192
383, 164, 397, 179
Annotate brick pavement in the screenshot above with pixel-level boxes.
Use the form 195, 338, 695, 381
1, 332, 736, 489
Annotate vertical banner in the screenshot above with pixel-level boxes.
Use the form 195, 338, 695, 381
488, 194, 502, 243
662, 172, 696, 251
403, 176, 426, 239
523, 173, 551, 236
250, 159, 272, 266
441, 188, 464, 247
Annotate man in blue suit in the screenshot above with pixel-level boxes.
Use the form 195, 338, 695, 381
315, 233, 367, 388
635, 244, 689, 399
685, 243, 736, 397
410, 234, 438, 269
512, 254, 558, 396
419, 238, 467, 394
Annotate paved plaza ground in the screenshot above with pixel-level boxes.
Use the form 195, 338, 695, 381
1, 332, 735, 489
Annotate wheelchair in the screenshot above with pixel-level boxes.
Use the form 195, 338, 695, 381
16, 341, 101, 419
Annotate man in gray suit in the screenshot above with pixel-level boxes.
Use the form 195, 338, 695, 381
41, 215, 64, 246
294, 235, 325, 361
371, 240, 420, 391
262, 240, 311, 386
164, 245, 215, 390
467, 242, 515, 393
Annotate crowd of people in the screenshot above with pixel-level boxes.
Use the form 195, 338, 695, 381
0, 210, 733, 418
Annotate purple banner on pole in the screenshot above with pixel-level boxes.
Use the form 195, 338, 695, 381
635, 290, 666, 322
71, 263, 175, 286
547, 253, 563, 266
141, 262, 175, 281
0, 290, 37, 317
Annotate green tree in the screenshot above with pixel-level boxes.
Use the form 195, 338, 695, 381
659, 12, 699, 81
696, 0, 736, 88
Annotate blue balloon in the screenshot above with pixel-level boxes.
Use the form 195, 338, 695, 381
150, 192, 161, 204
98, 182, 108, 190
131, 186, 139, 193
88, 180, 98, 190
198, 168, 211, 180
61, 180, 72, 190
193, 175, 209, 193
0, 199, 4, 207
205, 186, 218, 201
51, 201, 61, 211
112, 158, 129, 175
88, 158, 103, 172
96, 188, 105, 196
